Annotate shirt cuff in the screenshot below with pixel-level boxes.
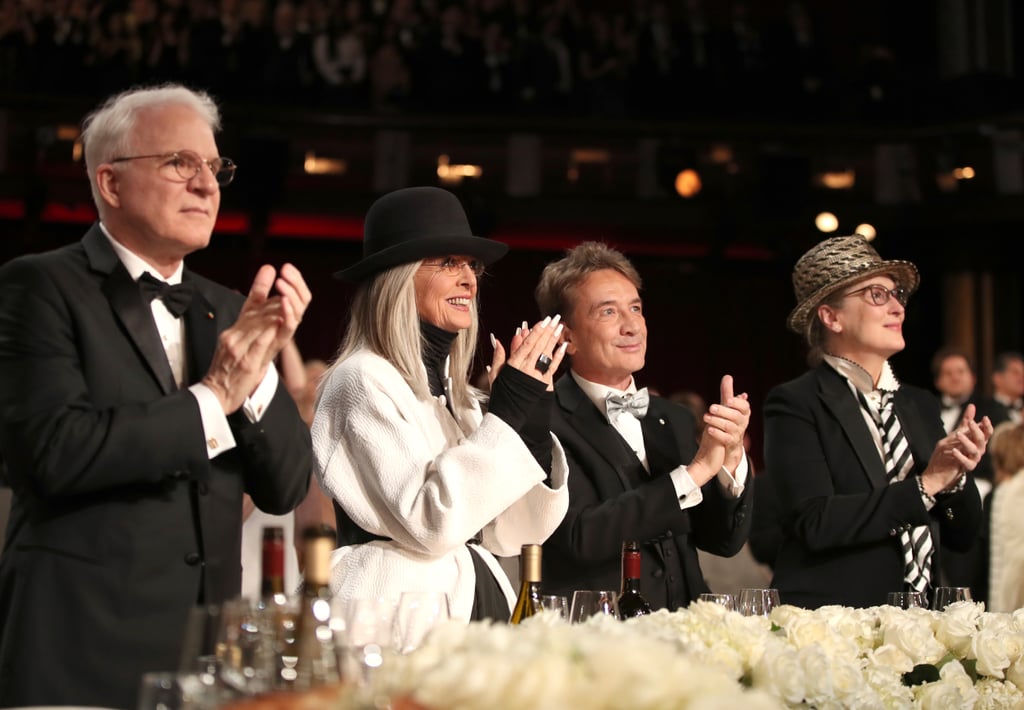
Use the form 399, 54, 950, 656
242, 363, 279, 423
188, 383, 238, 459
670, 466, 703, 511
717, 455, 749, 497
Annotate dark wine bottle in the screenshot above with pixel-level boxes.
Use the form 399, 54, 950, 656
260, 525, 287, 604
617, 540, 652, 619
509, 543, 542, 624
292, 524, 339, 689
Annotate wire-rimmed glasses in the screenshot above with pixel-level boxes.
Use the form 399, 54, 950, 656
842, 284, 908, 307
420, 257, 486, 277
110, 150, 237, 186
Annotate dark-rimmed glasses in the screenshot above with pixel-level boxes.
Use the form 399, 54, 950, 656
110, 150, 237, 186
421, 257, 486, 277
843, 284, 908, 307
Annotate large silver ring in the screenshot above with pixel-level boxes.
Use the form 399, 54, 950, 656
535, 353, 552, 374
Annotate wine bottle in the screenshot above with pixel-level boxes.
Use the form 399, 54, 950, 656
509, 543, 542, 624
260, 525, 287, 606
292, 524, 339, 689
617, 540, 652, 619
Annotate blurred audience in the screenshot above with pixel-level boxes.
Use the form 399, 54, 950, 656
0, 0, 959, 121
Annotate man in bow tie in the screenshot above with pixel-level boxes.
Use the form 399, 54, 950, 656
534, 242, 753, 610
0, 85, 312, 708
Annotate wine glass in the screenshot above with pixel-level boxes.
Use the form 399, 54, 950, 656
569, 590, 619, 623
137, 672, 216, 710
393, 591, 451, 654
698, 593, 737, 611
536, 595, 570, 620
738, 588, 780, 617
215, 597, 275, 695
886, 591, 928, 609
932, 586, 972, 611
342, 597, 399, 684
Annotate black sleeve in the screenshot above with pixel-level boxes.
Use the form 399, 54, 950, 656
486, 365, 545, 433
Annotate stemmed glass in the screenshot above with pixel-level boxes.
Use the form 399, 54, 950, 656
738, 588, 780, 617
536, 595, 570, 620
342, 597, 399, 684
393, 591, 451, 654
215, 597, 275, 696
932, 586, 972, 611
569, 590, 619, 623
887, 591, 928, 609
698, 593, 737, 611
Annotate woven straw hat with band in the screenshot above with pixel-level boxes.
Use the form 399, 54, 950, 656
787, 234, 920, 335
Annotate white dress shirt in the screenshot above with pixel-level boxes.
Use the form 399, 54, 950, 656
569, 371, 747, 510
101, 224, 278, 459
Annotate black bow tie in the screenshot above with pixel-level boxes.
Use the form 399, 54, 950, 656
138, 272, 194, 317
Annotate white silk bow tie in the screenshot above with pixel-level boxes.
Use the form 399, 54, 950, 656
605, 388, 650, 419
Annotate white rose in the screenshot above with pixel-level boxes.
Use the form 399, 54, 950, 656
972, 627, 1024, 679
868, 643, 914, 674
936, 602, 983, 657
883, 617, 946, 665
752, 642, 806, 705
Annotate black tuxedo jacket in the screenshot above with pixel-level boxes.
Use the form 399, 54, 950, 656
0, 225, 311, 709
543, 374, 752, 611
764, 364, 982, 609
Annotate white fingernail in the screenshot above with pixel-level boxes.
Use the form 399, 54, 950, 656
522, 320, 528, 331
515, 327, 521, 336
559, 342, 569, 355
554, 323, 564, 337
489, 333, 496, 349
540, 316, 552, 328
486, 365, 492, 373
551, 314, 562, 327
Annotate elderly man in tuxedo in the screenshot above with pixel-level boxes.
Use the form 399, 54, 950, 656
0, 84, 312, 708
534, 241, 753, 610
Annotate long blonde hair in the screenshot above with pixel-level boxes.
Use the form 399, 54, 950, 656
325, 261, 480, 410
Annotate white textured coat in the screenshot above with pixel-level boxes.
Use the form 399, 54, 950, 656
313, 349, 569, 620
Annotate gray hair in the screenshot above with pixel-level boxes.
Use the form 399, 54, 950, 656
81, 84, 221, 209
325, 261, 481, 411
535, 241, 641, 324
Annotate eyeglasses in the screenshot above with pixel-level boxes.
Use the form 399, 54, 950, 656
110, 150, 237, 186
421, 257, 486, 277
843, 284, 909, 307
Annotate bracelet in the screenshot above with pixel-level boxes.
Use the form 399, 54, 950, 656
916, 475, 937, 507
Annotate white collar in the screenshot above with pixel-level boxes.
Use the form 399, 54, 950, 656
824, 354, 901, 395
99, 222, 184, 285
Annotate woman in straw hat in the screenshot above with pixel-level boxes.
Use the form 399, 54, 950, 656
763, 234, 992, 608
312, 186, 569, 622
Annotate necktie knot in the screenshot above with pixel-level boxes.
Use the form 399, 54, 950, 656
138, 272, 194, 318
606, 388, 650, 420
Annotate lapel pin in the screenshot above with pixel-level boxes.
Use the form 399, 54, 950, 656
206, 311, 214, 319
659, 418, 665, 425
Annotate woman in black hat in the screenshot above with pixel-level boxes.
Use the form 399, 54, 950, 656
311, 186, 570, 622
764, 234, 992, 609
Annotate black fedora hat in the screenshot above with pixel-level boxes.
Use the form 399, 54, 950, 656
333, 186, 509, 282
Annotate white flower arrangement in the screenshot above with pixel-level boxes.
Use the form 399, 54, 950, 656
333, 601, 1024, 710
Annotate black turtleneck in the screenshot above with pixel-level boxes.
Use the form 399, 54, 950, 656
421, 320, 457, 398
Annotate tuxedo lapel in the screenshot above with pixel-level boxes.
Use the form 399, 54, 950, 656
556, 376, 637, 491
816, 366, 888, 489
85, 226, 177, 395
181, 273, 218, 387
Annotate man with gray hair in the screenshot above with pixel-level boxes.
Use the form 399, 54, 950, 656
0, 84, 312, 707
535, 241, 753, 610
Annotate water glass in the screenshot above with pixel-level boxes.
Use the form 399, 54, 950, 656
698, 593, 737, 611
393, 591, 451, 654
738, 588, 780, 617
887, 591, 928, 609
215, 597, 275, 695
341, 597, 399, 684
137, 672, 216, 710
569, 590, 619, 623
536, 594, 570, 620
933, 586, 972, 610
